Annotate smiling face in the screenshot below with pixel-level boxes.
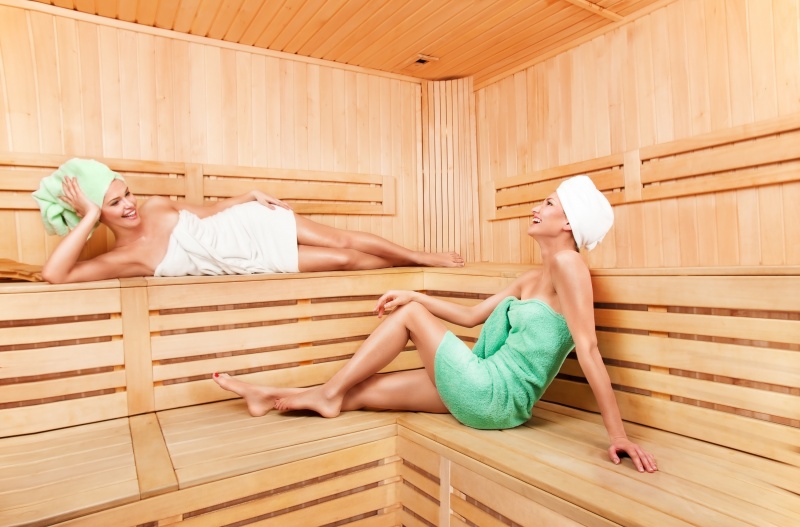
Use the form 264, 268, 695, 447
100, 179, 139, 228
527, 192, 573, 241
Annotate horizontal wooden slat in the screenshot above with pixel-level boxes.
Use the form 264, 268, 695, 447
150, 298, 377, 332
0, 194, 39, 209
202, 164, 386, 185
596, 331, 799, 388
399, 463, 439, 500
0, 288, 121, 320
0, 392, 129, 437
0, 170, 47, 191
154, 351, 420, 410
0, 151, 187, 174
594, 308, 799, 345
494, 189, 626, 220
150, 316, 380, 360
0, 341, 124, 379
147, 272, 422, 309
0, 370, 127, 404
639, 112, 800, 160
495, 153, 624, 190
641, 163, 800, 201
399, 482, 439, 526
451, 462, 583, 527
281, 202, 387, 215
395, 434, 442, 477
204, 178, 384, 202
152, 340, 366, 381
0, 318, 123, 347
123, 175, 186, 196
641, 132, 800, 184
495, 168, 624, 206
543, 379, 800, 467
591, 275, 800, 311
0, 418, 138, 527
559, 358, 798, 421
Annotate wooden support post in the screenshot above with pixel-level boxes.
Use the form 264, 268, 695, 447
120, 279, 155, 414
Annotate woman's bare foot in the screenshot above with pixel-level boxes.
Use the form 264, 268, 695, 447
213, 373, 302, 417
274, 385, 344, 418
415, 251, 465, 268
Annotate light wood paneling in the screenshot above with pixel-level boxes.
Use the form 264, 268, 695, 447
0, 2, 423, 263
23, 0, 669, 88
420, 78, 480, 262
477, 0, 800, 268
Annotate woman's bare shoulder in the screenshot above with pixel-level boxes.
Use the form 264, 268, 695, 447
140, 195, 175, 211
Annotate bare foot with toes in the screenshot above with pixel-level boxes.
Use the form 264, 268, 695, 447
274, 385, 344, 418
416, 251, 465, 268
213, 373, 302, 417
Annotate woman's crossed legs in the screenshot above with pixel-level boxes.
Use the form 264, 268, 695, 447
214, 302, 451, 417
294, 215, 464, 271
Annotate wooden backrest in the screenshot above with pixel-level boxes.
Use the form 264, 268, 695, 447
0, 280, 128, 437
546, 268, 800, 467
0, 153, 396, 265
2, 265, 798, 468
137, 270, 423, 413
0, 153, 193, 266
491, 111, 800, 220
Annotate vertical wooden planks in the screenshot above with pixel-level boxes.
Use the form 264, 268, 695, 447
420, 78, 480, 261
474, 0, 800, 268
1, 2, 426, 257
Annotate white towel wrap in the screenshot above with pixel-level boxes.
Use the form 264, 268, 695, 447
154, 201, 299, 276
556, 175, 614, 251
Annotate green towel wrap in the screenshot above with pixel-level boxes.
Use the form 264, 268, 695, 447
32, 158, 125, 236
435, 297, 575, 429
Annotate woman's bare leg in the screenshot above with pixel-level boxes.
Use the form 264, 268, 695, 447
212, 373, 305, 417
341, 370, 449, 413
297, 245, 394, 272
294, 215, 464, 268
274, 302, 448, 417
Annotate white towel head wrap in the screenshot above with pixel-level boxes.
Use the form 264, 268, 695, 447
555, 175, 614, 251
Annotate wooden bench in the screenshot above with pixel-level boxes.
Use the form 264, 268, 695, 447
0, 152, 396, 267
2, 265, 798, 527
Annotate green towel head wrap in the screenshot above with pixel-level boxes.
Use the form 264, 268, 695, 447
32, 158, 125, 237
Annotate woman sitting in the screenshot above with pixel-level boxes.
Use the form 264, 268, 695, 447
213, 175, 658, 473
33, 158, 463, 283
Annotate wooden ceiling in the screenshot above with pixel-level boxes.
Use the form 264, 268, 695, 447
30, 0, 667, 88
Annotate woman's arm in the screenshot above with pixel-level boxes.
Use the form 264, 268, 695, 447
173, 190, 291, 219
375, 269, 537, 327
552, 251, 657, 473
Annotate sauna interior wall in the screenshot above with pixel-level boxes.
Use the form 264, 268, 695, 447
0, 1, 423, 265
477, 0, 800, 268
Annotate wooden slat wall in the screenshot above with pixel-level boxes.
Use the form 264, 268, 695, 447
476, 0, 800, 268
420, 78, 480, 262
145, 271, 425, 413
0, 1, 422, 263
0, 281, 128, 437
0, 153, 397, 264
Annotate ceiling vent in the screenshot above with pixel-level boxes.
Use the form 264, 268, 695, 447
414, 54, 439, 65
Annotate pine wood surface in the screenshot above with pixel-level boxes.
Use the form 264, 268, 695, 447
1, 265, 798, 526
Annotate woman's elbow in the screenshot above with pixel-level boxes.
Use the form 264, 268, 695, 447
41, 269, 65, 284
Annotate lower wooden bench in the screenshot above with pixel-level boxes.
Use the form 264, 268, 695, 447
6, 401, 798, 527
2, 265, 798, 526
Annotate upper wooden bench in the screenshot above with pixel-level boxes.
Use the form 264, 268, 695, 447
1, 265, 798, 527
0, 152, 396, 266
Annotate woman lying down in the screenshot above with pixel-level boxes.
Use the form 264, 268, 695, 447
33, 158, 463, 283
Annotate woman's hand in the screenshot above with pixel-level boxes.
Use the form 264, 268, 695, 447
608, 437, 658, 473
250, 190, 292, 210
374, 290, 418, 318
60, 176, 100, 219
